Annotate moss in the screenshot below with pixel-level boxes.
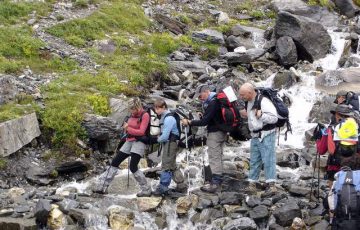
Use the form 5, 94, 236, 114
307, 0, 334, 9
0, 157, 7, 170
73, 0, 89, 8
0, 0, 52, 25
0, 103, 36, 123
46, 0, 151, 47
355, 0, 360, 7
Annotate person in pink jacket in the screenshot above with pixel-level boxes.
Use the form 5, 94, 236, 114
93, 97, 151, 196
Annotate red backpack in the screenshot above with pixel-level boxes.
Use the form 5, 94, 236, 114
216, 91, 241, 132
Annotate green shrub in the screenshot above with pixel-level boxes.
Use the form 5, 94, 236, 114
0, 158, 7, 170
87, 94, 111, 116
73, 0, 89, 8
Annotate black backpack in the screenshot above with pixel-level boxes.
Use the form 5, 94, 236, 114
346, 92, 360, 111
252, 87, 292, 141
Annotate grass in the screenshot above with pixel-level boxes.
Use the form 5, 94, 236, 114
307, 0, 334, 9
0, 27, 78, 74
0, 0, 53, 25
0, 94, 38, 123
0, 157, 7, 170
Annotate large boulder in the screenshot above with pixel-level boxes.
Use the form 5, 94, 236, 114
315, 68, 360, 94
274, 11, 331, 62
222, 48, 266, 65
308, 95, 335, 124
273, 70, 299, 89
34, 199, 51, 228
223, 217, 257, 230
192, 29, 225, 45
0, 75, 18, 105
226, 35, 255, 50
276, 36, 298, 67
334, 0, 360, 18
48, 205, 67, 230
273, 201, 302, 227
271, 0, 308, 14
109, 97, 128, 124
0, 113, 41, 157
169, 60, 215, 76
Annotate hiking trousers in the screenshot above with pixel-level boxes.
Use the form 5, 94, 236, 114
207, 131, 227, 177
161, 141, 179, 171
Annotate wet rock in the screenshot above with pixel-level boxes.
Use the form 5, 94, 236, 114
56, 161, 89, 174
273, 201, 302, 227
274, 11, 331, 62
176, 194, 198, 215
334, 0, 359, 18
304, 215, 322, 226
276, 36, 297, 67
0, 208, 14, 217
192, 29, 225, 45
48, 205, 66, 230
288, 185, 311, 197
249, 205, 269, 223
108, 206, 134, 230
34, 199, 51, 228
219, 192, 243, 205
194, 191, 219, 210
0, 113, 41, 157
137, 197, 162, 212
0, 217, 37, 229
315, 68, 360, 93
0, 75, 18, 105
58, 199, 79, 214
197, 208, 224, 224
154, 14, 187, 35
222, 177, 249, 192
223, 204, 248, 214
269, 223, 285, 230
223, 217, 257, 230
308, 95, 335, 124
273, 70, 298, 89
107, 174, 138, 195
245, 195, 261, 208
96, 39, 116, 54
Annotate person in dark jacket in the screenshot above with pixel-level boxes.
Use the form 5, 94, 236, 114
182, 84, 227, 193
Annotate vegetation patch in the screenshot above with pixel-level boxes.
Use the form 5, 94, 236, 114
307, 0, 335, 9
0, 157, 7, 170
0, 0, 53, 25
0, 94, 38, 123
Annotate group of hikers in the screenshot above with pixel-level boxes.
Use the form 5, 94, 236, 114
92, 81, 360, 229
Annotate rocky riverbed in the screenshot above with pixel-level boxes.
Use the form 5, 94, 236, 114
1, 0, 360, 229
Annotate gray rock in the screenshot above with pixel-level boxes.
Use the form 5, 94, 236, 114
197, 208, 224, 224
0, 75, 18, 105
26, 164, 54, 186
154, 13, 187, 35
170, 51, 186, 61
223, 217, 257, 230
14, 205, 30, 213
96, 39, 116, 54
56, 161, 89, 174
315, 68, 360, 94
219, 192, 244, 205
27, 18, 36, 25
0, 217, 37, 229
312, 219, 329, 229
0, 113, 41, 157
334, 0, 359, 18
276, 36, 297, 67
195, 192, 219, 210
83, 114, 120, 140
231, 25, 265, 38
274, 11, 331, 62
273, 70, 298, 89
0, 209, 14, 217
249, 205, 269, 223
69, 208, 107, 228
169, 61, 215, 76
192, 29, 225, 45
288, 185, 311, 197
273, 201, 302, 227
271, 0, 309, 14
222, 48, 265, 65
308, 95, 335, 124
109, 98, 128, 125
58, 199, 80, 214
245, 195, 261, 208
226, 35, 254, 50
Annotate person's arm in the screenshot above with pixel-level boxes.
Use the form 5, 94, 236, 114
190, 100, 217, 127
127, 113, 150, 136
158, 116, 176, 143
259, 98, 278, 125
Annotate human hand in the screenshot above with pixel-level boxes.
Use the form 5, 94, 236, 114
181, 119, 189, 126
240, 109, 247, 118
256, 109, 262, 119
122, 122, 128, 130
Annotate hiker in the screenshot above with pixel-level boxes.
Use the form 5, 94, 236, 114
182, 84, 227, 193
152, 98, 187, 196
93, 97, 151, 196
334, 90, 359, 111
239, 83, 278, 193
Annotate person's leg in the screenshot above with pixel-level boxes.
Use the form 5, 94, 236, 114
248, 138, 262, 182
130, 153, 151, 197
259, 132, 277, 183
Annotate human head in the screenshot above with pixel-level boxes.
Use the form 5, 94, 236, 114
331, 104, 354, 122
128, 97, 143, 114
239, 83, 256, 102
154, 98, 167, 115
334, 90, 347, 104
194, 84, 211, 102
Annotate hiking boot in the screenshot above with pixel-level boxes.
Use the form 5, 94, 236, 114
175, 182, 188, 194
133, 170, 152, 197
200, 183, 221, 193
152, 186, 168, 197
92, 166, 118, 194
244, 182, 258, 194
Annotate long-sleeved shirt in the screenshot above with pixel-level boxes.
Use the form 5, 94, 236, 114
157, 110, 179, 143
126, 109, 150, 141
190, 93, 223, 133
246, 94, 278, 140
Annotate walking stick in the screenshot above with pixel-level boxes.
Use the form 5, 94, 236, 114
310, 152, 318, 201
127, 157, 130, 188
317, 152, 320, 199
184, 126, 190, 195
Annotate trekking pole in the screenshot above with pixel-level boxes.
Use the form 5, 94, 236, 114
309, 152, 318, 201
317, 152, 320, 199
127, 157, 130, 188
184, 126, 190, 195
201, 134, 205, 183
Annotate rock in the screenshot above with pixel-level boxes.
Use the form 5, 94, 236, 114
95, 39, 116, 54
230, 24, 264, 38
315, 68, 360, 94
197, 208, 224, 224
8, 187, 26, 200
273, 201, 302, 227
170, 51, 186, 61
69, 208, 107, 228
0, 75, 18, 105
26, 164, 54, 186
27, 18, 36, 25
222, 48, 265, 65
312, 219, 329, 229
223, 217, 257, 230
245, 195, 261, 208
271, 0, 309, 14
56, 161, 89, 174
0, 209, 14, 217
154, 14, 187, 35
274, 11, 331, 62
308, 95, 335, 124
0, 217, 37, 230
137, 197, 162, 212
0, 113, 41, 157
276, 36, 297, 67
48, 205, 66, 230
176, 195, 198, 215
109, 97, 128, 125
249, 205, 269, 223
334, 0, 359, 18
226, 35, 255, 50
14, 205, 30, 213
58, 199, 79, 214
219, 192, 244, 205
269, 223, 285, 230
34, 199, 51, 228
234, 46, 247, 53
108, 206, 134, 230
273, 70, 299, 89
304, 215, 322, 226
218, 12, 230, 25
194, 191, 219, 210
288, 185, 311, 197
169, 60, 215, 76
192, 29, 225, 45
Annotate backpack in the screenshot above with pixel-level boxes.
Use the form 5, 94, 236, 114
135, 105, 160, 146
346, 92, 360, 112
216, 86, 242, 133
253, 87, 292, 140
312, 123, 328, 155
332, 169, 360, 229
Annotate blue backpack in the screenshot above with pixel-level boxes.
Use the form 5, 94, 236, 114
332, 169, 360, 225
